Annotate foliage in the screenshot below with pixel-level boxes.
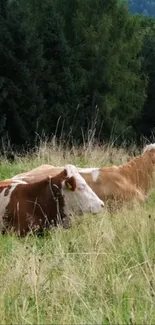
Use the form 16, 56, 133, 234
0, 0, 155, 148
132, 16, 155, 141
55, 0, 146, 142
0, 0, 44, 147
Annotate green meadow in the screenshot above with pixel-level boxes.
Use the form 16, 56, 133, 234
0, 142, 155, 324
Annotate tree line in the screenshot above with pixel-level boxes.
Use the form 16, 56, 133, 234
0, 0, 155, 150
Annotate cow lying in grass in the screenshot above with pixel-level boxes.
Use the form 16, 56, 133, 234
12, 144, 155, 207
1, 165, 104, 236
78, 143, 155, 204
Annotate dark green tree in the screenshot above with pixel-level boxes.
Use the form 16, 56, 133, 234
133, 17, 155, 141
0, 0, 149, 148
66, 0, 146, 143
0, 0, 44, 146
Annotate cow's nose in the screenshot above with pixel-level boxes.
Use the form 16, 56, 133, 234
101, 202, 104, 208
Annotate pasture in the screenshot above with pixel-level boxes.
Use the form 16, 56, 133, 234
0, 141, 155, 324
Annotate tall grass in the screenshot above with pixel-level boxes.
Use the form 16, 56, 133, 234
0, 140, 155, 324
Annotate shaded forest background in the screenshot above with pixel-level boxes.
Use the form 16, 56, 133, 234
0, 0, 155, 151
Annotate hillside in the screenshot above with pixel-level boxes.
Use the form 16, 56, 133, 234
0, 142, 155, 324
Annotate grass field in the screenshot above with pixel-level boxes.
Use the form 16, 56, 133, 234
0, 141, 155, 324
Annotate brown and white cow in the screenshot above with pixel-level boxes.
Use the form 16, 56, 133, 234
77, 143, 155, 203
13, 165, 145, 204
2, 165, 104, 235
12, 143, 155, 206
76, 144, 155, 202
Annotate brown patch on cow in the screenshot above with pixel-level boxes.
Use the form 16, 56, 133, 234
114, 150, 155, 194
1, 170, 72, 236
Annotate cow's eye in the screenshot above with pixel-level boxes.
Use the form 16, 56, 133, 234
78, 184, 85, 190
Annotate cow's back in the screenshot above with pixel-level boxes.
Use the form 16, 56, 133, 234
13, 164, 54, 178
13, 165, 59, 184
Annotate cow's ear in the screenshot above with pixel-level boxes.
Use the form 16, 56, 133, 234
65, 176, 76, 191
64, 168, 68, 177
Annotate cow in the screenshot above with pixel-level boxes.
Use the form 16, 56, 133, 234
13, 165, 145, 206
1, 164, 104, 236
77, 143, 155, 204
11, 143, 155, 207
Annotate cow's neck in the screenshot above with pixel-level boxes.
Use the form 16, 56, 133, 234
119, 153, 154, 192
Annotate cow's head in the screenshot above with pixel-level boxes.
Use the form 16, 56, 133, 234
61, 164, 104, 215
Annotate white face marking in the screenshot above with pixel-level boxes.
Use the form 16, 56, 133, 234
92, 169, 100, 182
143, 143, 155, 153
0, 181, 22, 231
62, 165, 104, 215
